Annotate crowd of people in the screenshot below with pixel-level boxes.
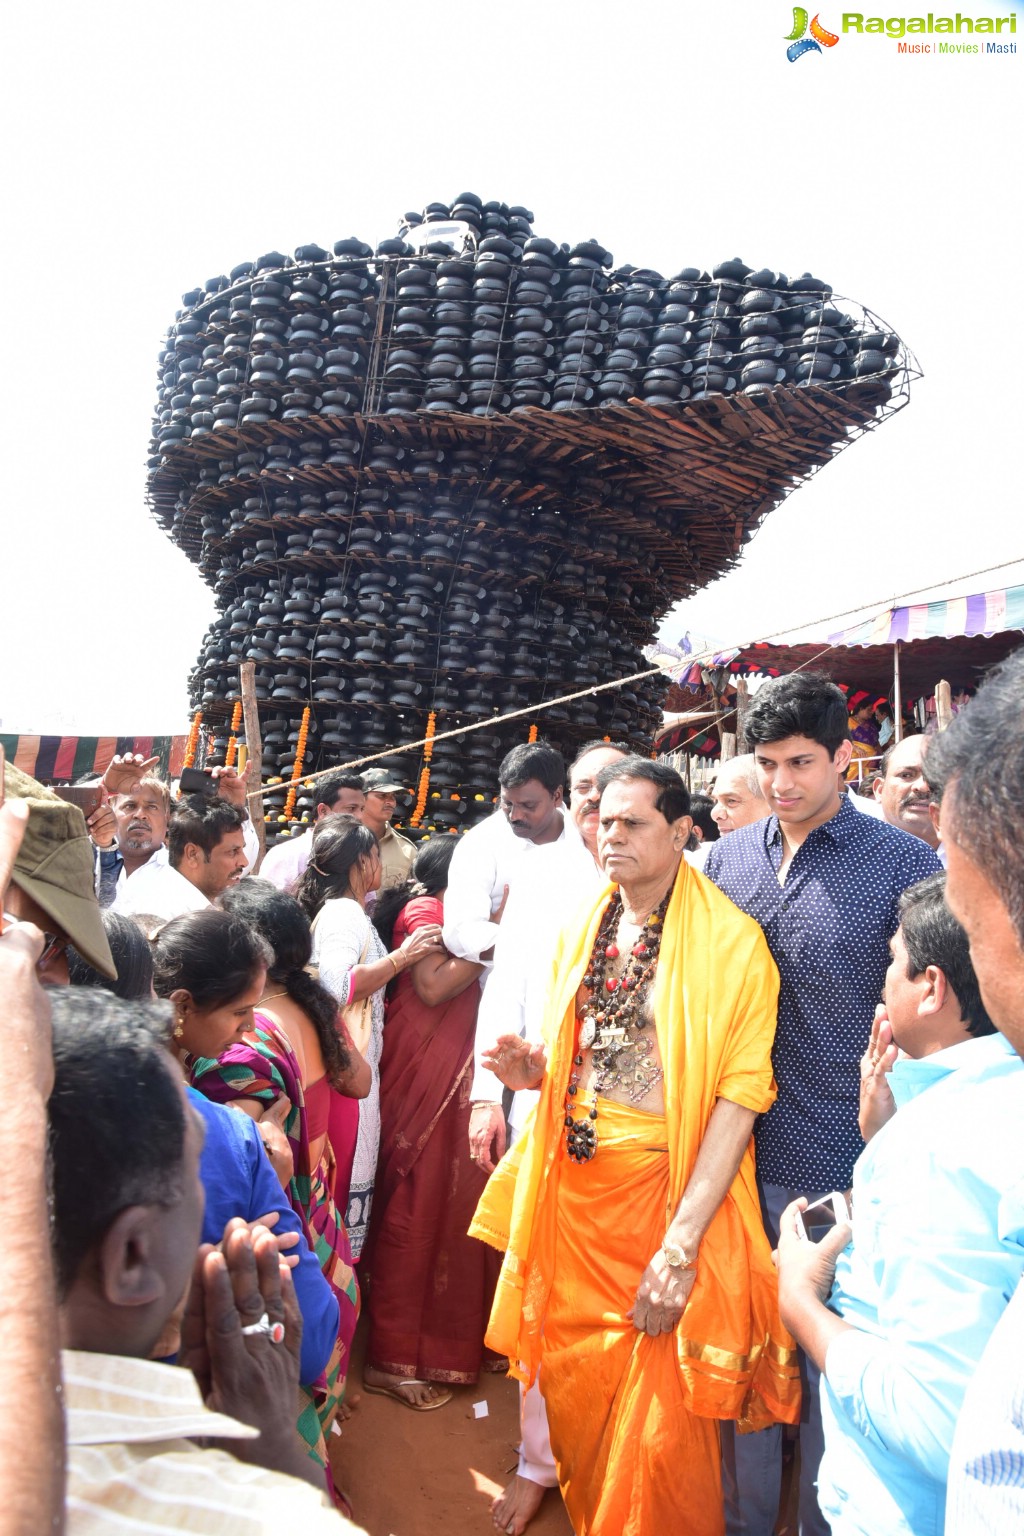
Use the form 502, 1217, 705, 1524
4, 657, 1024, 1536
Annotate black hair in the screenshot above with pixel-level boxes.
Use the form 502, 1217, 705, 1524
151, 908, 272, 1009
373, 834, 459, 953
295, 814, 379, 920
48, 988, 184, 1296
743, 673, 850, 758
167, 796, 245, 870
68, 910, 155, 1000
498, 741, 565, 795
569, 739, 632, 772
595, 756, 691, 823
220, 880, 351, 1087
899, 873, 995, 1038
688, 793, 719, 843
315, 770, 365, 809
926, 651, 1024, 945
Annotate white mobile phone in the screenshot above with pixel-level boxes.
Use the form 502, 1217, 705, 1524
796, 1191, 851, 1241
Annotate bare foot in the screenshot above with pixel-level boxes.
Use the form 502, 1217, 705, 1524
492, 1474, 548, 1535
363, 1365, 451, 1409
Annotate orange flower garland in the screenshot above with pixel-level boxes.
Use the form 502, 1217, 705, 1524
410, 711, 437, 828
283, 707, 311, 821
527, 723, 538, 743
224, 701, 243, 769
183, 710, 203, 770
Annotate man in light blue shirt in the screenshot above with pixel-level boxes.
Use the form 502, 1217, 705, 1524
776, 872, 1024, 1536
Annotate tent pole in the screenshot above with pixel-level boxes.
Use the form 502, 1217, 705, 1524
893, 641, 903, 743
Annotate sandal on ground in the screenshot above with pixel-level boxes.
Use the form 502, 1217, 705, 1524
362, 1377, 453, 1412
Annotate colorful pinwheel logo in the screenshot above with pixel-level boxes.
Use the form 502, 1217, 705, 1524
785, 8, 840, 59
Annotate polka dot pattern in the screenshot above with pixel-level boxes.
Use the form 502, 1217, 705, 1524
704, 797, 942, 1189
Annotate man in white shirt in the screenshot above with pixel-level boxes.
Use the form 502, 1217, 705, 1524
921, 652, 1024, 1532
463, 738, 628, 1536
115, 797, 248, 921
260, 769, 365, 893
92, 755, 259, 904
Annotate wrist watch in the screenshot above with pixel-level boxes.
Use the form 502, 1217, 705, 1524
661, 1240, 697, 1270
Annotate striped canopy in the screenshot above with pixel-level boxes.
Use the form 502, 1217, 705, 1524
829, 584, 1024, 649
0, 734, 187, 785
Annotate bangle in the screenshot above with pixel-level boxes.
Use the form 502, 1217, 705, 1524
386, 953, 401, 978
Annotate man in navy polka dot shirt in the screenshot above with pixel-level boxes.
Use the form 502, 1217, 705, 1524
704, 672, 941, 1536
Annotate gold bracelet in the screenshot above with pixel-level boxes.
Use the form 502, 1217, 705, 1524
386, 953, 401, 978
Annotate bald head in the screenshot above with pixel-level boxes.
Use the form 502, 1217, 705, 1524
874, 735, 939, 849
711, 755, 768, 835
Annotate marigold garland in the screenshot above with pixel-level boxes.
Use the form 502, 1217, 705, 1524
224, 701, 243, 769
183, 710, 203, 770
284, 707, 311, 821
527, 723, 538, 743
410, 711, 437, 827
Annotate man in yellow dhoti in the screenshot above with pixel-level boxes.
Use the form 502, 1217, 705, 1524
471, 757, 800, 1536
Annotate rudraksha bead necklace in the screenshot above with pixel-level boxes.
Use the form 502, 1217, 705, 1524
564, 889, 671, 1163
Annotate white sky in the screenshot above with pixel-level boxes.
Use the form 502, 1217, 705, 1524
3, 0, 1021, 734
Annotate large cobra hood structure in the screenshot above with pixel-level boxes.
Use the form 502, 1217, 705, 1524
147, 194, 917, 838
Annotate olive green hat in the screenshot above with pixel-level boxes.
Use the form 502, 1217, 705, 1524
5, 763, 117, 979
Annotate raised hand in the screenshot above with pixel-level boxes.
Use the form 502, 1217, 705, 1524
101, 752, 160, 798
859, 1004, 898, 1141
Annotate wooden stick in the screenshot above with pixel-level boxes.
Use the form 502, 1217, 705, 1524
934, 679, 953, 733
239, 662, 266, 869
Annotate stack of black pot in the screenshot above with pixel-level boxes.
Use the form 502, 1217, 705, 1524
148, 195, 910, 840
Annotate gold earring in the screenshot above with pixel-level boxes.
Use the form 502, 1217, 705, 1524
173, 1014, 185, 1040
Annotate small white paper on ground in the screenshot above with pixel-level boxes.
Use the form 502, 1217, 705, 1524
472, 1400, 489, 1419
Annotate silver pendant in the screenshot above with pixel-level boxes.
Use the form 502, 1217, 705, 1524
579, 1015, 597, 1051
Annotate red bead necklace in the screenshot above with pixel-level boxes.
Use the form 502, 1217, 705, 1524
564, 889, 670, 1163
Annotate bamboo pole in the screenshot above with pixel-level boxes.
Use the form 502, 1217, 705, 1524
239, 662, 265, 868
893, 641, 904, 743
934, 679, 953, 733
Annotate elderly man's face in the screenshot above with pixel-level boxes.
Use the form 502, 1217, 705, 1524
711, 761, 767, 835
597, 777, 691, 891
874, 736, 937, 847
943, 800, 1024, 1058
569, 747, 628, 856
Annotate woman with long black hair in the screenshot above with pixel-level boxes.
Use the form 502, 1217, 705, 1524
188, 880, 370, 1442
363, 835, 502, 1410
295, 815, 442, 1260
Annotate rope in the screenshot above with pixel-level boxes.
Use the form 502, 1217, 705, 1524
245, 552, 1024, 804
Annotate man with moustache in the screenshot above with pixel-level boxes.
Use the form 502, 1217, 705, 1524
463, 739, 627, 1536
703, 673, 941, 1536
472, 757, 798, 1536
114, 797, 249, 921
872, 735, 942, 851
91, 753, 259, 906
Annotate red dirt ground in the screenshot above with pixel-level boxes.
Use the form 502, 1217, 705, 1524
331, 1320, 572, 1536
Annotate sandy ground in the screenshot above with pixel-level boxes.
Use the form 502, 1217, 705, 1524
331, 1320, 572, 1536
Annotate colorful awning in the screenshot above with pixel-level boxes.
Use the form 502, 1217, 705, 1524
0, 734, 187, 784
829, 584, 1024, 649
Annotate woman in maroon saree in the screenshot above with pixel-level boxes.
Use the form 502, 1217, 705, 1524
366, 835, 502, 1409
